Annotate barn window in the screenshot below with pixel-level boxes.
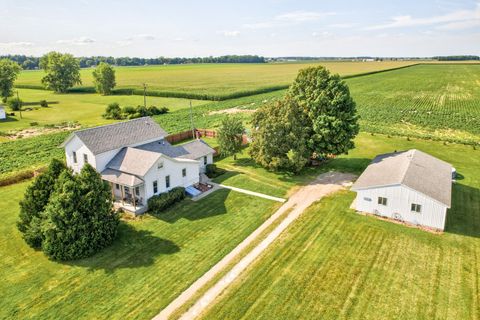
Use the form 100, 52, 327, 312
378, 197, 387, 206
411, 203, 422, 213
182, 168, 186, 177
72, 151, 77, 164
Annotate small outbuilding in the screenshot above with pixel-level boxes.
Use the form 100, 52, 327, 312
0, 106, 6, 120
351, 149, 453, 231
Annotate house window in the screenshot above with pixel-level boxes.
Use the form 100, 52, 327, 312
83, 153, 88, 164
124, 186, 130, 193
204, 156, 207, 165
158, 161, 163, 169
135, 186, 140, 196
378, 197, 387, 206
73, 151, 77, 164
115, 184, 120, 190
411, 203, 422, 213
153, 181, 158, 194
166, 175, 170, 189
182, 168, 186, 177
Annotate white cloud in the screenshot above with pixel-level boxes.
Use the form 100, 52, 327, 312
436, 19, 480, 30
366, 4, 480, 30
243, 10, 334, 29
0, 41, 34, 48
219, 30, 240, 37
312, 31, 332, 38
328, 23, 355, 28
276, 11, 334, 22
57, 37, 95, 45
135, 34, 156, 40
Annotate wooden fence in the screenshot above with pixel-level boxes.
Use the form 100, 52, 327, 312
166, 128, 249, 146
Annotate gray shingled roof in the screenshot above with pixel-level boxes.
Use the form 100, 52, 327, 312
135, 139, 215, 160
106, 147, 161, 176
66, 117, 167, 155
101, 168, 144, 187
352, 149, 452, 207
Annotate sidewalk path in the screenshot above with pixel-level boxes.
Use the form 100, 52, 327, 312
218, 184, 286, 203
153, 171, 356, 320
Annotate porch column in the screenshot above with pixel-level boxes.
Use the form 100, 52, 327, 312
121, 185, 125, 205
132, 188, 136, 210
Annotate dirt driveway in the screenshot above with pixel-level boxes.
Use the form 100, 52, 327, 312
154, 171, 356, 320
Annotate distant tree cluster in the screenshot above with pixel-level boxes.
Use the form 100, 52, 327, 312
435, 55, 480, 61
1, 54, 266, 69
40, 52, 82, 93
92, 62, 116, 95
0, 58, 21, 102
103, 102, 168, 120
17, 159, 119, 261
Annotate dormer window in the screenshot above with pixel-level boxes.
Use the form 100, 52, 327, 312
157, 161, 164, 169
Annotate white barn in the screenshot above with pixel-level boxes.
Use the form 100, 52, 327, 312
61, 117, 215, 214
351, 149, 453, 231
0, 106, 6, 120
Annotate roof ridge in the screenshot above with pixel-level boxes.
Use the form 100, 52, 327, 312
398, 149, 415, 185
74, 117, 153, 134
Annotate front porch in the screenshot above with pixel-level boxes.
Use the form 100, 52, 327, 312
102, 168, 147, 215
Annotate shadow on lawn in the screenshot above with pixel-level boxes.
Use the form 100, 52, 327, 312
64, 222, 180, 272
445, 183, 480, 238
151, 188, 231, 223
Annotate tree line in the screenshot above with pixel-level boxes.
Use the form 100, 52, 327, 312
0, 54, 266, 70
434, 55, 480, 61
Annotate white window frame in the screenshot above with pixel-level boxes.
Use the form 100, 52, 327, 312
378, 197, 387, 206
73, 151, 77, 164
165, 175, 170, 189
83, 153, 88, 164
153, 181, 158, 194
411, 203, 422, 213
182, 168, 186, 177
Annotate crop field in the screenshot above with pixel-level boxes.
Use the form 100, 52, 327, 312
15, 61, 416, 99
0, 88, 206, 132
347, 64, 480, 143
200, 133, 480, 320
0, 184, 281, 319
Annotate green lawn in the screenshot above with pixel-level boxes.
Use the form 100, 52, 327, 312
15, 61, 416, 98
0, 88, 206, 132
0, 185, 280, 319
200, 133, 480, 320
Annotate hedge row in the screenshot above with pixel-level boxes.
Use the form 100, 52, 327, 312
0, 166, 47, 187
147, 187, 186, 214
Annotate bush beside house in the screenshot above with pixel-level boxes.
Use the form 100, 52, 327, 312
147, 187, 186, 214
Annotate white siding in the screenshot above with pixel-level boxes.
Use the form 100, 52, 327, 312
143, 156, 199, 200
197, 153, 214, 173
354, 184, 448, 230
64, 136, 96, 173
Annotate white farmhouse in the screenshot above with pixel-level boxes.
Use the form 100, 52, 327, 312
61, 117, 215, 214
351, 149, 453, 231
0, 106, 6, 120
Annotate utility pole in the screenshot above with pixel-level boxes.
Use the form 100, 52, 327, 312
16, 90, 22, 119
143, 83, 147, 108
189, 100, 195, 139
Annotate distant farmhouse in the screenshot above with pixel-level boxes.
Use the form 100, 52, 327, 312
0, 105, 6, 120
62, 117, 215, 214
352, 149, 453, 231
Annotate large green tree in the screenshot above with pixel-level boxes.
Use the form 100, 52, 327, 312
249, 97, 310, 172
92, 62, 116, 95
217, 116, 245, 160
40, 52, 82, 93
288, 66, 359, 157
17, 159, 67, 248
41, 164, 119, 261
0, 59, 21, 102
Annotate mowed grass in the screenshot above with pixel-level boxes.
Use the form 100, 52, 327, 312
200, 133, 480, 320
16, 61, 416, 97
0, 88, 206, 132
347, 64, 480, 142
0, 186, 280, 319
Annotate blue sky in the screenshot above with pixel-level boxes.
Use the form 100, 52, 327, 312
1, 0, 479, 57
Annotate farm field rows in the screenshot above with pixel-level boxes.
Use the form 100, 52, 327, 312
347, 64, 480, 142
0, 185, 281, 319
200, 133, 480, 320
15, 61, 416, 99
